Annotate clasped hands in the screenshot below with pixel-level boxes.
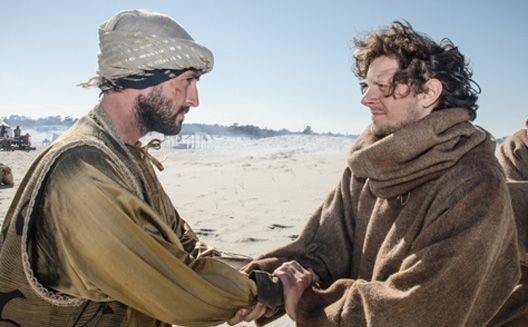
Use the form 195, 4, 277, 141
228, 260, 319, 325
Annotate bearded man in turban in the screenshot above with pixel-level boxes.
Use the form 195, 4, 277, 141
0, 9, 283, 326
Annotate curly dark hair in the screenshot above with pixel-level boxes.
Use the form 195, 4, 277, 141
353, 21, 480, 118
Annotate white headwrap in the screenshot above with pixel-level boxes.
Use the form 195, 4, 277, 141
80, 9, 214, 89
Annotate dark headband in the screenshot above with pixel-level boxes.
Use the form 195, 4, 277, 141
99, 69, 188, 92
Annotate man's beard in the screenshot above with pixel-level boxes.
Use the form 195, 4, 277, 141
134, 86, 188, 136
371, 120, 408, 138
371, 104, 424, 138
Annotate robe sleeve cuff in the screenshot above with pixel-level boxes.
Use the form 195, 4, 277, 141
296, 279, 355, 326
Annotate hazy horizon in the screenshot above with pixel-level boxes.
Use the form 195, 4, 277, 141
1, 0, 526, 137
0, 113, 358, 137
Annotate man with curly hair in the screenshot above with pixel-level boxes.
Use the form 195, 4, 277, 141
240, 21, 522, 326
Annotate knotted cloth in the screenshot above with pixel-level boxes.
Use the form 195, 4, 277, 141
79, 9, 214, 91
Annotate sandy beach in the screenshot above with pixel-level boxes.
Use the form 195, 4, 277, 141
0, 134, 354, 326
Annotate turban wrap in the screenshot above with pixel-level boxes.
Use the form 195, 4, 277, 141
79, 9, 214, 91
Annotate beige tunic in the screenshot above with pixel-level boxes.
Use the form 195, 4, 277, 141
245, 108, 521, 326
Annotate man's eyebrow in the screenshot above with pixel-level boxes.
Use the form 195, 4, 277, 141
191, 70, 202, 80
374, 81, 390, 87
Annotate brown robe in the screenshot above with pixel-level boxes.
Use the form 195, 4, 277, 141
245, 108, 521, 326
497, 123, 528, 181
491, 121, 528, 326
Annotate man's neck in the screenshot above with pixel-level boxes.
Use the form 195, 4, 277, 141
100, 90, 144, 145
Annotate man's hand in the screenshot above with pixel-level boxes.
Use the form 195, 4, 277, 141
227, 302, 267, 325
273, 260, 317, 321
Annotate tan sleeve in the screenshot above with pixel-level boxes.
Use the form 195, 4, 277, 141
247, 168, 358, 285
33, 147, 256, 325
243, 168, 358, 326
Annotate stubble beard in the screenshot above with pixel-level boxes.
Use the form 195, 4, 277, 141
371, 106, 423, 138
134, 86, 189, 136
371, 121, 406, 138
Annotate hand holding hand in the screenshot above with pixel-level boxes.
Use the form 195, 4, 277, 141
273, 260, 318, 321
227, 302, 267, 326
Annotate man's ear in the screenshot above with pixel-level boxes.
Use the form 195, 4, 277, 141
421, 78, 443, 109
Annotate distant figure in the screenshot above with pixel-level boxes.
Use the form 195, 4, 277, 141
238, 21, 521, 326
13, 125, 21, 140
19, 133, 31, 147
0, 125, 6, 138
0, 9, 273, 326
0, 163, 14, 186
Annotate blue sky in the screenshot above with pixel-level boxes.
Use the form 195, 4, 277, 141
0, 0, 526, 137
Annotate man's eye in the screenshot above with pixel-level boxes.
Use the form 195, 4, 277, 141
359, 82, 368, 94
376, 83, 391, 96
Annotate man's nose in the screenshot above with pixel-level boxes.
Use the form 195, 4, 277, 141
360, 87, 377, 107
185, 83, 200, 108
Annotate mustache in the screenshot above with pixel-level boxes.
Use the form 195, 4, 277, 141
178, 106, 190, 115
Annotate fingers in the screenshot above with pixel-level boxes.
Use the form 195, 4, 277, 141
308, 267, 320, 285
273, 261, 315, 321
227, 308, 248, 326
235, 261, 316, 324
227, 302, 267, 325
274, 261, 314, 289
243, 302, 267, 321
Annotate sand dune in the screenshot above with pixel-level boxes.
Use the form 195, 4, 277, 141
0, 134, 355, 326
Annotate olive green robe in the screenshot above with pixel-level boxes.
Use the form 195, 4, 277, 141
0, 105, 256, 326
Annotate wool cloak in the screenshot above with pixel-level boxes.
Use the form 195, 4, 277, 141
245, 108, 520, 326
491, 122, 528, 326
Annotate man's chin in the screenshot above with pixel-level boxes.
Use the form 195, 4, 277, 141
370, 124, 388, 138
165, 127, 182, 136
155, 123, 182, 136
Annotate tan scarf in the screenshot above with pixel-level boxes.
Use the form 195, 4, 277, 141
348, 108, 489, 198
